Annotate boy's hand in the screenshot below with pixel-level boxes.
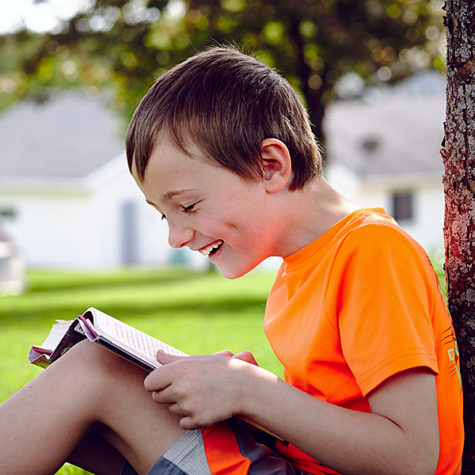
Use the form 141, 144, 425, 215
144, 351, 257, 430
214, 349, 259, 366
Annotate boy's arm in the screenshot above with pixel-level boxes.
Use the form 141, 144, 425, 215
241, 363, 439, 475
145, 353, 439, 475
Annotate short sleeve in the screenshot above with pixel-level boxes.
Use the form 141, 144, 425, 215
335, 223, 439, 396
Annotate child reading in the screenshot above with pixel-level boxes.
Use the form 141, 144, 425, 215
0, 46, 463, 474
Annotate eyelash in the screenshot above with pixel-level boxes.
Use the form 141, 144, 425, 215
160, 202, 199, 221
183, 204, 195, 213
182, 202, 200, 214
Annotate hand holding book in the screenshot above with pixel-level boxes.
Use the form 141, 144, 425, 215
29, 307, 282, 440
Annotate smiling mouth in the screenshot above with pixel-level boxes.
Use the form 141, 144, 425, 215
199, 240, 223, 256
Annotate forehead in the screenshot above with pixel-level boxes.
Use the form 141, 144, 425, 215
132, 132, 196, 183
138, 134, 226, 197
147, 134, 217, 177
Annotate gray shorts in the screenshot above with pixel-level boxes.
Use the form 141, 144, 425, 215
120, 419, 309, 474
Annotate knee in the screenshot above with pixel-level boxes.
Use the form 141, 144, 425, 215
62, 339, 112, 369
59, 340, 146, 389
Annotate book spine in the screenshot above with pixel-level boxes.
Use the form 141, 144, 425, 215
49, 320, 87, 364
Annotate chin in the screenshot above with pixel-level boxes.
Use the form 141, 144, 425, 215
217, 261, 261, 280
218, 267, 246, 279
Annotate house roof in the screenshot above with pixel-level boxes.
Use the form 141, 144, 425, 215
0, 90, 124, 180
325, 76, 445, 182
0, 74, 446, 184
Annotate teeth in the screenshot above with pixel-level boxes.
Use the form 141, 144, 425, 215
199, 240, 223, 256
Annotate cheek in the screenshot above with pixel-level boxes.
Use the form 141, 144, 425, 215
200, 204, 262, 245
202, 210, 239, 235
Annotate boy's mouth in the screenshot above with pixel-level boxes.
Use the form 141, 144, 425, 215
199, 240, 223, 256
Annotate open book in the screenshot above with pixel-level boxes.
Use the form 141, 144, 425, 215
29, 307, 283, 440
29, 307, 187, 371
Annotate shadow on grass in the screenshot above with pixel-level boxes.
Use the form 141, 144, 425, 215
26, 267, 207, 294
0, 295, 267, 328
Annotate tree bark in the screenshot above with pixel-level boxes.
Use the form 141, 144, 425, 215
441, 1, 475, 472
287, 15, 328, 161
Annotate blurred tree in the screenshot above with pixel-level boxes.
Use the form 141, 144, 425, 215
0, 0, 445, 156
441, 0, 474, 472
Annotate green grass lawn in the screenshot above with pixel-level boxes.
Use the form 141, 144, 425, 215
0, 266, 280, 474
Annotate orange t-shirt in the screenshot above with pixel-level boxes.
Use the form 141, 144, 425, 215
264, 208, 463, 474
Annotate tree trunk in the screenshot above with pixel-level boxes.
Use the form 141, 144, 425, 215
287, 15, 328, 164
441, 1, 475, 472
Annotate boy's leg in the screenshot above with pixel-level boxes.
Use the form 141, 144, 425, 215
67, 430, 125, 475
0, 340, 185, 474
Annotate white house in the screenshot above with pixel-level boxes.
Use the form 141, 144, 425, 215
0, 223, 25, 295
0, 90, 207, 270
325, 72, 447, 256
0, 74, 447, 271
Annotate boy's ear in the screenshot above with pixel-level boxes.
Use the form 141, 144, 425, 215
260, 138, 292, 193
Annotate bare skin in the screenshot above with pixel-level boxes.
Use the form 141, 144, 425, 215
0, 337, 438, 475
0, 340, 184, 475
146, 352, 439, 475
67, 431, 124, 475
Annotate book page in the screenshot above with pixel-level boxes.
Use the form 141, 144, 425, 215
87, 308, 187, 363
39, 320, 74, 351
30, 320, 86, 367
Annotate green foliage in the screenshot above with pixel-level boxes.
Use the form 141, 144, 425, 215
0, 0, 445, 150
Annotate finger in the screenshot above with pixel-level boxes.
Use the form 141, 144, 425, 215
150, 389, 176, 405
213, 349, 234, 357
168, 402, 189, 417
179, 416, 199, 431
144, 369, 171, 392
233, 350, 258, 366
156, 350, 185, 365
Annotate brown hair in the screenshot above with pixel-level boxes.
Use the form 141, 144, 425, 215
126, 46, 322, 190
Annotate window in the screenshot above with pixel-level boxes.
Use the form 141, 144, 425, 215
0, 207, 17, 220
392, 191, 414, 222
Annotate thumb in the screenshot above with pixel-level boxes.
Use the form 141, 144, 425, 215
214, 349, 235, 357
233, 350, 258, 366
156, 350, 184, 365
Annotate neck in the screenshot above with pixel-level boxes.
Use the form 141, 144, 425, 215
277, 176, 357, 257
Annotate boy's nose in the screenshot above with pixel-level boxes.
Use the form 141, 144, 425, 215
167, 222, 195, 249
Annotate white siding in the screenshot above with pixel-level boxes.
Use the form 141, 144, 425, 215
1, 190, 95, 268
0, 155, 210, 269
326, 166, 444, 254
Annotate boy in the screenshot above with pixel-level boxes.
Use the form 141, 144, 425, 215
0, 47, 463, 474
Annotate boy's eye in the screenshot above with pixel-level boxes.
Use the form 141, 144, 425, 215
182, 203, 198, 213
